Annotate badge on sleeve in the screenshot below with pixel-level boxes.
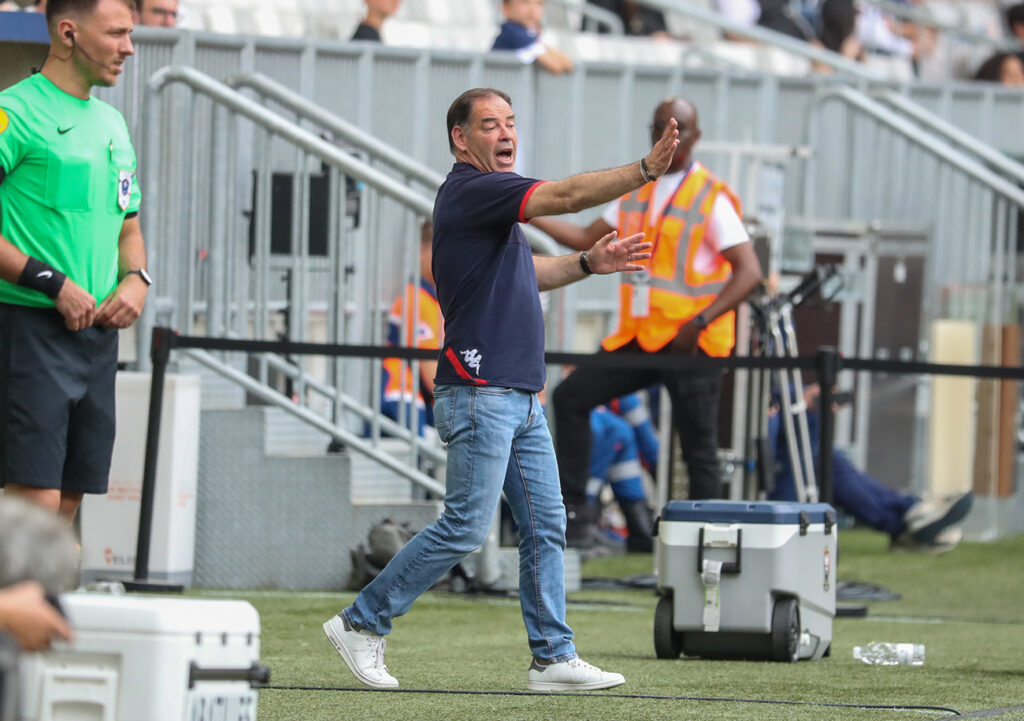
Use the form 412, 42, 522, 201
117, 170, 135, 211
0, 109, 9, 135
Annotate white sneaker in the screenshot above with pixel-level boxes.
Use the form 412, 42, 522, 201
323, 614, 398, 688
526, 657, 625, 691
903, 491, 973, 544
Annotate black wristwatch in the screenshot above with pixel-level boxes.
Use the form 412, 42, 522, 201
125, 268, 153, 286
691, 312, 709, 329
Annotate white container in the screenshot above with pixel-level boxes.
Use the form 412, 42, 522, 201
655, 500, 837, 662
19, 593, 264, 721
80, 373, 201, 586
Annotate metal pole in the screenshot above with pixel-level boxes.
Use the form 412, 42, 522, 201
816, 347, 841, 506
124, 326, 183, 592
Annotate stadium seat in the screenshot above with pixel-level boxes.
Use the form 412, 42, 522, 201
381, 18, 435, 48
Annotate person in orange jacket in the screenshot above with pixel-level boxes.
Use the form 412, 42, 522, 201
533, 97, 762, 548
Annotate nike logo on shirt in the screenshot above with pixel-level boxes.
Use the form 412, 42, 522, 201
57, 126, 74, 135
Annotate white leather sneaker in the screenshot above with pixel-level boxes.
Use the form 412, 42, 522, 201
526, 657, 625, 691
323, 614, 399, 688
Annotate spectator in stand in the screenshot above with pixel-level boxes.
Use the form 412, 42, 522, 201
584, 0, 672, 40
0, 0, 44, 13
756, 0, 817, 41
492, 0, 574, 75
351, 0, 401, 42
379, 221, 442, 436
134, 0, 176, 27
973, 51, 1024, 85
713, 0, 761, 41
819, 0, 863, 60
1008, 4, 1024, 64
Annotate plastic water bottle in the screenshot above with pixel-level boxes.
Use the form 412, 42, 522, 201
852, 642, 925, 666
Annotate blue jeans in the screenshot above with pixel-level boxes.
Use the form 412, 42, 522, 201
344, 384, 576, 662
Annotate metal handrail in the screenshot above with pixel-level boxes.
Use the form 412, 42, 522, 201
639, 0, 884, 80
876, 90, 1024, 187
183, 349, 446, 497
140, 66, 455, 494
260, 352, 448, 465
225, 72, 560, 257
145, 66, 436, 219
809, 85, 1024, 208
859, 0, 1024, 52
549, 0, 625, 34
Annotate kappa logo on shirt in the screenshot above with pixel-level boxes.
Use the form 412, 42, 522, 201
460, 349, 483, 375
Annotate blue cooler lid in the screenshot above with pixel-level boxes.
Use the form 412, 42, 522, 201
661, 500, 836, 525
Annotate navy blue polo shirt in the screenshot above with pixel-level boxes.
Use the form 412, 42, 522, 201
492, 21, 539, 51
432, 163, 546, 392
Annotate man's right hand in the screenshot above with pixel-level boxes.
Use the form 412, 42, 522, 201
54, 279, 97, 331
0, 581, 73, 652
644, 118, 679, 178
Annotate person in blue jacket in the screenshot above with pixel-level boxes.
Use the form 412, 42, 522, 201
768, 385, 973, 552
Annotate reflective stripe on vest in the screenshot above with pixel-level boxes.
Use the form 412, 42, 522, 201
603, 163, 740, 357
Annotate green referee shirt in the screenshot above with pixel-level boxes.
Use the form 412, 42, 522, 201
0, 72, 142, 308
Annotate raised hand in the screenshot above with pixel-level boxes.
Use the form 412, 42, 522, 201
644, 118, 679, 178
587, 231, 652, 274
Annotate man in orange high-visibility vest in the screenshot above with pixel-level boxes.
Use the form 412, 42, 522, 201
533, 98, 763, 549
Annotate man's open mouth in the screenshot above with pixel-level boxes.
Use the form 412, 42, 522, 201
497, 148, 514, 161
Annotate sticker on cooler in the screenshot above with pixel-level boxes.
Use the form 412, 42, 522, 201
188, 689, 258, 721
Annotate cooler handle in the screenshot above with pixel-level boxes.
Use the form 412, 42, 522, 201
189, 662, 271, 689
697, 527, 742, 574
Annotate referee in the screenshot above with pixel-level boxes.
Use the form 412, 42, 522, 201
0, 0, 149, 522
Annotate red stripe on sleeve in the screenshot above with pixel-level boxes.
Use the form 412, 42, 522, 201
519, 181, 546, 223
445, 347, 488, 385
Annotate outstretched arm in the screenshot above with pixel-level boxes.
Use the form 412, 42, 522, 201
533, 230, 650, 291
523, 120, 678, 218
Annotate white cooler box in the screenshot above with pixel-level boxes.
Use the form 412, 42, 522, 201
19, 593, 267, 721
654, 500, 837, 662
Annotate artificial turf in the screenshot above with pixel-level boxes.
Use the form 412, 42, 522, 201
203, 529, 1024, 720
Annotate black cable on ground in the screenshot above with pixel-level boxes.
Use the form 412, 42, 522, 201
257, 684, 960, 715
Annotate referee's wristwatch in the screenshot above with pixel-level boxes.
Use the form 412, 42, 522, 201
125, 268, 153, 287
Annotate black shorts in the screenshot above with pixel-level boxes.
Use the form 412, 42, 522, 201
0, 303, 118, 494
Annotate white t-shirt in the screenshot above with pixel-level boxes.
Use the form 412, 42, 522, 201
601, 163, 749, 276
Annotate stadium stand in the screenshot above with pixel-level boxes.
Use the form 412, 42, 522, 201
168, 0, 1023, 80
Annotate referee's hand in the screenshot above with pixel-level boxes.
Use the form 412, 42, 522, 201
94, 274, 147, 329
54, 279, 97, 331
